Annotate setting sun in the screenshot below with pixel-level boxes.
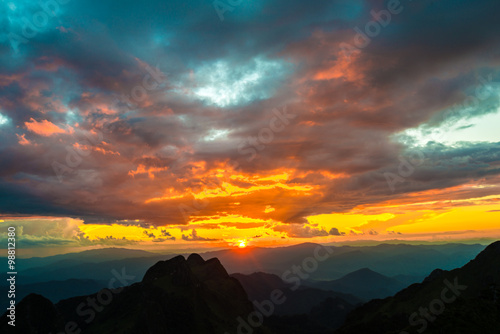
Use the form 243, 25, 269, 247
238, 240, 247, 248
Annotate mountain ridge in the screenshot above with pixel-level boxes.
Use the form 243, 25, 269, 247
1, 254, 262, 334
336, 240, 500, 334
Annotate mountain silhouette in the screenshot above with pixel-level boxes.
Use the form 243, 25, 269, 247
308, 268, 407, 301
337, 240, 500, 334
1, 242, 497, 334
1, 254, 263, 334
231, 272, 360, 333
203, 243, 485, 279
0, 279, 108, 310
232, 272, 361, 309
10, 243, 484, 287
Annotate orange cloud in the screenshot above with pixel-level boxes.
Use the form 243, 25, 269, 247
73, 142, 120, 156
16, 134, 32, 146
128, 164, 169, 179
24, 118, 71, 136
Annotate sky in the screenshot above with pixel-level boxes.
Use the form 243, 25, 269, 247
1, 0, 500, 256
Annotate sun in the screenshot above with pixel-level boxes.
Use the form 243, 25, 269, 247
238, 240, 247, 248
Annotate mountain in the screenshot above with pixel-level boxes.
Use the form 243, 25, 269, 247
16, 255, 168, 285
307, 268, 408, 301
1, 242, 496, 334
10, 248, 159, 271
232, 272, 361, 331
0, 293, 65, 334
0, 279, 107, 310
336, 240, 500, 334
232, 272, 361, 312
1, 254, 266, 334
232, 272, 290, 301
203, 243, 486, 280
205, 243, 342, 276
392, 274, 423, 287
12, 243, 485, 287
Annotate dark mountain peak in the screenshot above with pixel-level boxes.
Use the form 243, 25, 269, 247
475, 240, 500, 260
142, 254, 229, 284
463, 240, 500, 279
351, 267, 376, 274
232, 271, 289, 289
19, 292, 53, 307
199, 257, 230, 280
314, 267, 405, 301
338, 240, 500, 334
339, 268, 387, 281
6, 255, 255, 334
423, 268, 447, 283
187, 253, 205, 265
142, 255, 189, 283
1, 293, 63, 334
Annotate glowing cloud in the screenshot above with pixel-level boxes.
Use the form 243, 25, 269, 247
24, 118, 70, 137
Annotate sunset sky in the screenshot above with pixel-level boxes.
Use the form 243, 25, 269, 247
1, 0, 500, 256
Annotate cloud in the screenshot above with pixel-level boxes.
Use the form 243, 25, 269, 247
16, 133, 32, 145
328, 227, 342, 236
273, 224, 329, 238
0, 218, 140, 248
181, 229, 217, 241
0, 0, 499, 242
143, 230, 156, 238
140, 229, 176, 241
24, 118, 71, 136
152, 236, 176, 242
161, 229, 172, 237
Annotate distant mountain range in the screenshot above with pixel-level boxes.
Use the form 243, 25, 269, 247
337, 241, 500, 334
2, 241, 499, 334
204, 242, 486, 279
305, 268, 409, 301
0, 242, 485, 315
232, 272, 360, 330
0, 279, 107, 310
4, 242, 485, 286
15, 248, 159, 271
7, 254, 168, 285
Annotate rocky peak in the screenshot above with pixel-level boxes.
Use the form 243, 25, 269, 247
142, 255, 190, 284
